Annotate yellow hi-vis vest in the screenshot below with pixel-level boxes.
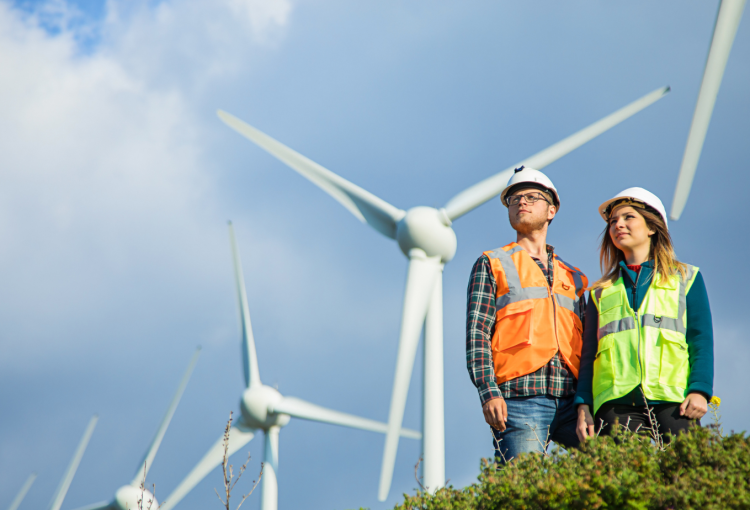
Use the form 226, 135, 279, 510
590, 264, 699, 414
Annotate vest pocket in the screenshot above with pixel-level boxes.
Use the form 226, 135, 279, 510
657, 330, 689, 389
592, 336, 616, 397
494, 299, 534, 352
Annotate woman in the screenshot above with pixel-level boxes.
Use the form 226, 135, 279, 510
575, 188, 713, 440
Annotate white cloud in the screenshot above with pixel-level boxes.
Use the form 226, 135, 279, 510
225, 0, 292, 43
0, 0, 293, 364
97, 0, 292, 92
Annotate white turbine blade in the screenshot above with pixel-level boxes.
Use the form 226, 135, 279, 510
270, 396, 421, 439
69, 502, 110, 510
49, 415, 98, 510
443, 86, 671, 221
129, 347, 201, 486
378, 252, 442, 502
228, 222, 261, 389
7, 473, 36, 510
671, 0, 746, 220
261, 427, 279, 510
159, 421, 256, 510
218, 110, 406, 239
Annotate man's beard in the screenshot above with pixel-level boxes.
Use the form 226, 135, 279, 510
511, 214, 548, 234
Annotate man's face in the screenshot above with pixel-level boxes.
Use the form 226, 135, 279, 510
507, 187, 557, 234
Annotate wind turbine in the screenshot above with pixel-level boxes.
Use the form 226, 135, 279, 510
160, 222, 420, 510
6, 473, 36, 510
65, 347, 200, 510
670, 0, 746, 220
217, 85, 671, 500
48, 415, 98, 510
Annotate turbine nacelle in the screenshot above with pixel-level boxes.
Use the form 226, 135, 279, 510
396, 207, 456, 262
114, 485, 157, 510
240, 386, 291, 430
53, 350, 200, 510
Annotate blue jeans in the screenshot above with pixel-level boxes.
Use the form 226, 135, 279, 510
492, 395, 579, 464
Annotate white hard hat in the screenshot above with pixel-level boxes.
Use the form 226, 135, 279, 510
598, 187, 668, 229
500, 166, 561, 210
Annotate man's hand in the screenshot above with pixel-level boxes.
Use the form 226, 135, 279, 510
483, 397, 508, 431
680, 392, 708, 420
576, 404, 595, 441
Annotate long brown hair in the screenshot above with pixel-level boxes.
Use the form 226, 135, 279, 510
591, 207, 687, 289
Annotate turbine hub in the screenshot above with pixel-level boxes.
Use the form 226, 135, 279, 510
114, 485, 157, 510
240, 385, 290, 430
396, 207, 457, 262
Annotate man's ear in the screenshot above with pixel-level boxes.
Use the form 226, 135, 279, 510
547, 204, 557, 221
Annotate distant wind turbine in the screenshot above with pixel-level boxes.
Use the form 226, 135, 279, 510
217, 85, 670, 500
48, 415, 98, 510
670, 0, 746, 220
67, 347, 201, 510
6, 473, 36, 510
160, 222, 421, 510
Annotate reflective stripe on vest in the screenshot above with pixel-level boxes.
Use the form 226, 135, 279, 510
487, 246, 548, 309
590, 264, 699, 414
593, 264, 695, 337
555, 255, 586, 317
488, 249, 586, 314
483, 243, 588, 383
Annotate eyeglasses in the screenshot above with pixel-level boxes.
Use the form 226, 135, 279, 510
506, 192, 550, 206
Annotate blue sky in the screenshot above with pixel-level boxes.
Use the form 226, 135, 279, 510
0, 1, 748, 509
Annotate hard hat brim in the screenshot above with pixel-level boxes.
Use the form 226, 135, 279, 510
598, 187, 668, 229
500, 167, 560, 210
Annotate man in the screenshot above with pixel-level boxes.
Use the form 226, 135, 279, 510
466, 166, 588, 463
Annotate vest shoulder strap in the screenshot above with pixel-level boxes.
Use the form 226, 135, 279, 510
553, 254, 588, 296
553, 254, 584, 276
485, 243, 523, 260
591, 278, 626, 311
684, 264, 699, 294
483, 244, 548, 310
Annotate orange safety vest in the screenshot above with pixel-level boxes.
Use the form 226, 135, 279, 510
483, 243, 588, 383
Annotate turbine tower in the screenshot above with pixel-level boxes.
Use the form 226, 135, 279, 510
217, 85, 670, 500
160, 222, 420, 510
670, 0, 746, 220
66, 347, 201, 510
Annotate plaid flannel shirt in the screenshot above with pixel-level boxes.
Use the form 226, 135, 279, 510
466, 245, 585, 405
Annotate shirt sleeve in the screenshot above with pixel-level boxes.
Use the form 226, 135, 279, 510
573, 292, 598, 408
466, 255, 502, 406
685, 271, 714, 399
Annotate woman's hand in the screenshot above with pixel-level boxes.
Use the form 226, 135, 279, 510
576, 404, 595, 441
483, 397, 508, 431
680, 392, 708, 420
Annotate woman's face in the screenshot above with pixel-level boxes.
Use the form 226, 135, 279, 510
608, 205, 655, 253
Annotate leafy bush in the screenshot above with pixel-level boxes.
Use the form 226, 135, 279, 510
393, 424, 750, 510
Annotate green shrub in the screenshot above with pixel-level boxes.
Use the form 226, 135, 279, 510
393, 425, 750, 510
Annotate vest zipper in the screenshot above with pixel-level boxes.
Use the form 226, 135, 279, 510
550, 259, 560, 354
635, 310, 643, 382
632, 270, 644, 392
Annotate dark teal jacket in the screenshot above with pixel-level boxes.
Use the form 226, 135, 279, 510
575, 260, 714, 408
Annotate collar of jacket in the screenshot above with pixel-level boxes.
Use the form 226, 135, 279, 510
618, 259, 654, 311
